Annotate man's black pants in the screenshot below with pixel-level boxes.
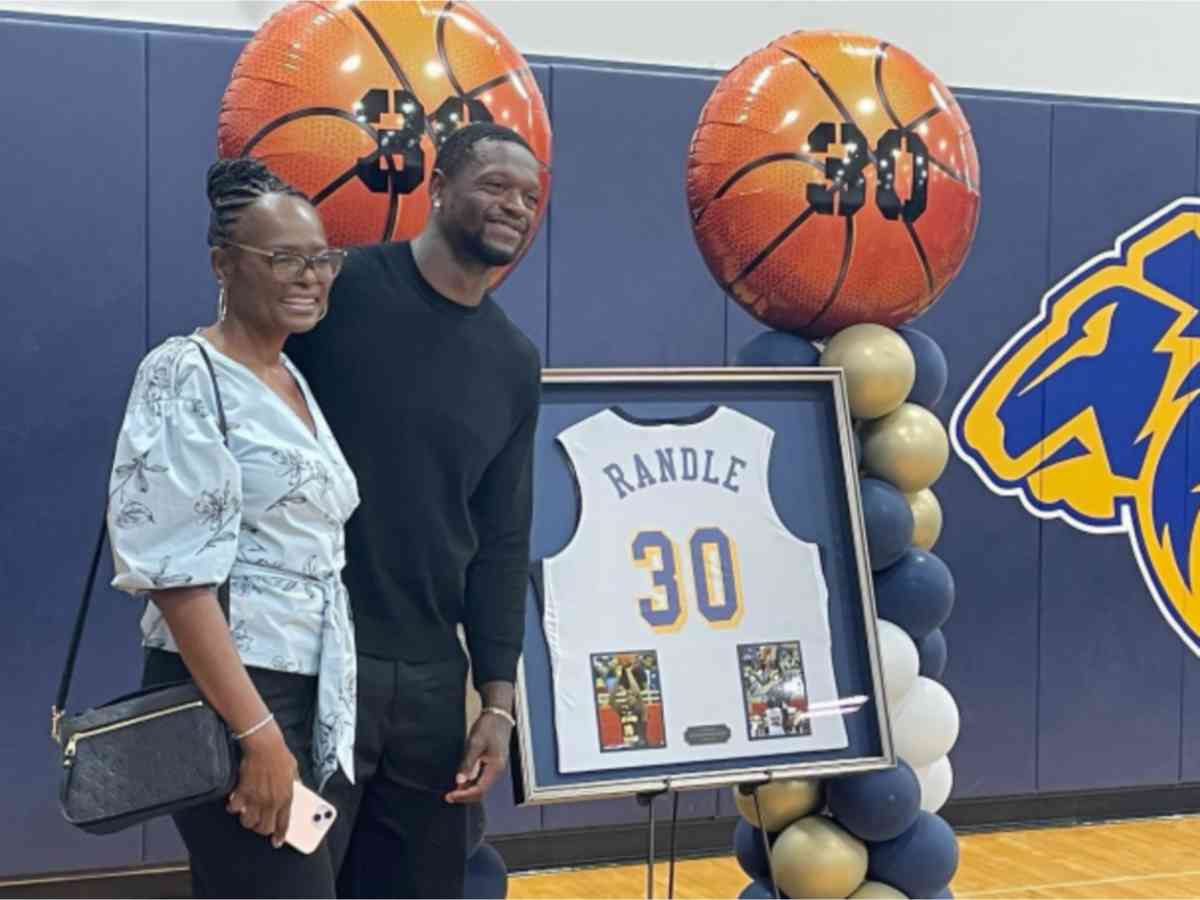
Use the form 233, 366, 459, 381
325, 651, 471, 899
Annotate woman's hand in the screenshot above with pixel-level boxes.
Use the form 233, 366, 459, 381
225, 721, 298, 848
148, 587, 298, 848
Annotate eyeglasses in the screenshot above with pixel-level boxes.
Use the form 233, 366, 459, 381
224, 241, 347, 281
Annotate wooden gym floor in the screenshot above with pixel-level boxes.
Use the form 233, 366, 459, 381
508, 814, 1200, 898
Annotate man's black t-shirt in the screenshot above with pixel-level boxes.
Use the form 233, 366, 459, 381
286, 241, 540, 687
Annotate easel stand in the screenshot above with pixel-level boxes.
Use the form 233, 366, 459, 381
635, 782, 681, 899
739, 779, 782, 900
635, 777, 785, 900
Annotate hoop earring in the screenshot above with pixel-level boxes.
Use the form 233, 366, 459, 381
317, 303, 328, 322
217, 285, 227, 323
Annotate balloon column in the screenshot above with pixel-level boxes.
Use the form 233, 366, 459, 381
725, 322, 960, 900
688, 29, 977, 900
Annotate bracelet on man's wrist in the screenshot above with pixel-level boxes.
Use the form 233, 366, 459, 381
481, 706, 515, 728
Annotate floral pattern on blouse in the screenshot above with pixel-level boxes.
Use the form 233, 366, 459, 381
106, 335, 360, 789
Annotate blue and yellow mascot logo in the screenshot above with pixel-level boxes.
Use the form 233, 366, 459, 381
952, 199, 1200, 654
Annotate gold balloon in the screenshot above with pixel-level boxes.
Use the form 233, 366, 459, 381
906, 488, 944, 550
850, 881, 909, 899
861, 403, 949, 492
771, 815, 868, 899
820, 324, 916, 421
733, 779, 823, 833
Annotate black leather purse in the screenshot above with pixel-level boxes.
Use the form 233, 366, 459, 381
53, 339, 240, 835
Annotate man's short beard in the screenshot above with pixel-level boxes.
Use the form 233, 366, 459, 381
463, 231, 518, 267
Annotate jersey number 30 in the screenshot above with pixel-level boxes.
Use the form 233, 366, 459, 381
632, 528, 743, 632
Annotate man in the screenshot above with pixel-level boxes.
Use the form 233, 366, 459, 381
614, 657, 649, 747
286, 121, 544, 898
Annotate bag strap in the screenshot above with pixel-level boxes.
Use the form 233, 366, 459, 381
52, 337, 231, 743
190, 338, 234, 627
190, 337, 230, 448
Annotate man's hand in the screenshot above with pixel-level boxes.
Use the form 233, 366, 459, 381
445, 710, 512, 804
446, 679, 515, 804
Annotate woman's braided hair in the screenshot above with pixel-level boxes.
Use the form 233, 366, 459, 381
206, 157, 308, 248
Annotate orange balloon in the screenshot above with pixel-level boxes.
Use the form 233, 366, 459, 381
218, 0, 552, 287
687, 31, 979, 336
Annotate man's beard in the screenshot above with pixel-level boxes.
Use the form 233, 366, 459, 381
462, 229, 519, 267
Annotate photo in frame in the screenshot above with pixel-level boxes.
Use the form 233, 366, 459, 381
513, 368, 893, 804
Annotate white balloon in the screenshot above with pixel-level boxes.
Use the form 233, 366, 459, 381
891, 677, 959, 769
876, 619, 918, 708
914, 756, 954, 813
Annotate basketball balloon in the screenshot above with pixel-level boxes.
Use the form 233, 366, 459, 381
218, 1, 552, 287
687, 31, 979, 336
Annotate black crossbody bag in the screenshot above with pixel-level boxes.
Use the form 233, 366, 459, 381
53, 339, 240, 834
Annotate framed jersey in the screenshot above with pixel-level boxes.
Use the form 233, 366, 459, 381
513, 368, 893, 805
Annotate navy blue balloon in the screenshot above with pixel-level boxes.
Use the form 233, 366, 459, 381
738, 877, 778, 899
874, 549, 955, 640
734, 817, 778, 880
467, 802, 487, 856
827, 759, 921, 842
735, 331, 821, 367
899, 327, 948, 409
464, 842, 508, 900
868, 812, 959, 899
861, 478, 915, 572
918, 629, 948, 679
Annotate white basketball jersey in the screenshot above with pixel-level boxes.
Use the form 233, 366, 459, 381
541, 405, 848, 774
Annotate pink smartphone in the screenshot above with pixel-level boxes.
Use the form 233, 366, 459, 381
284, 781, 338, 854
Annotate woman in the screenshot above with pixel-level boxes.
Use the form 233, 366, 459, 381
106, 158, 357, 898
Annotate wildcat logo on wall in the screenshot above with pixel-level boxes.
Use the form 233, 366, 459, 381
952, 199, 1200, 655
